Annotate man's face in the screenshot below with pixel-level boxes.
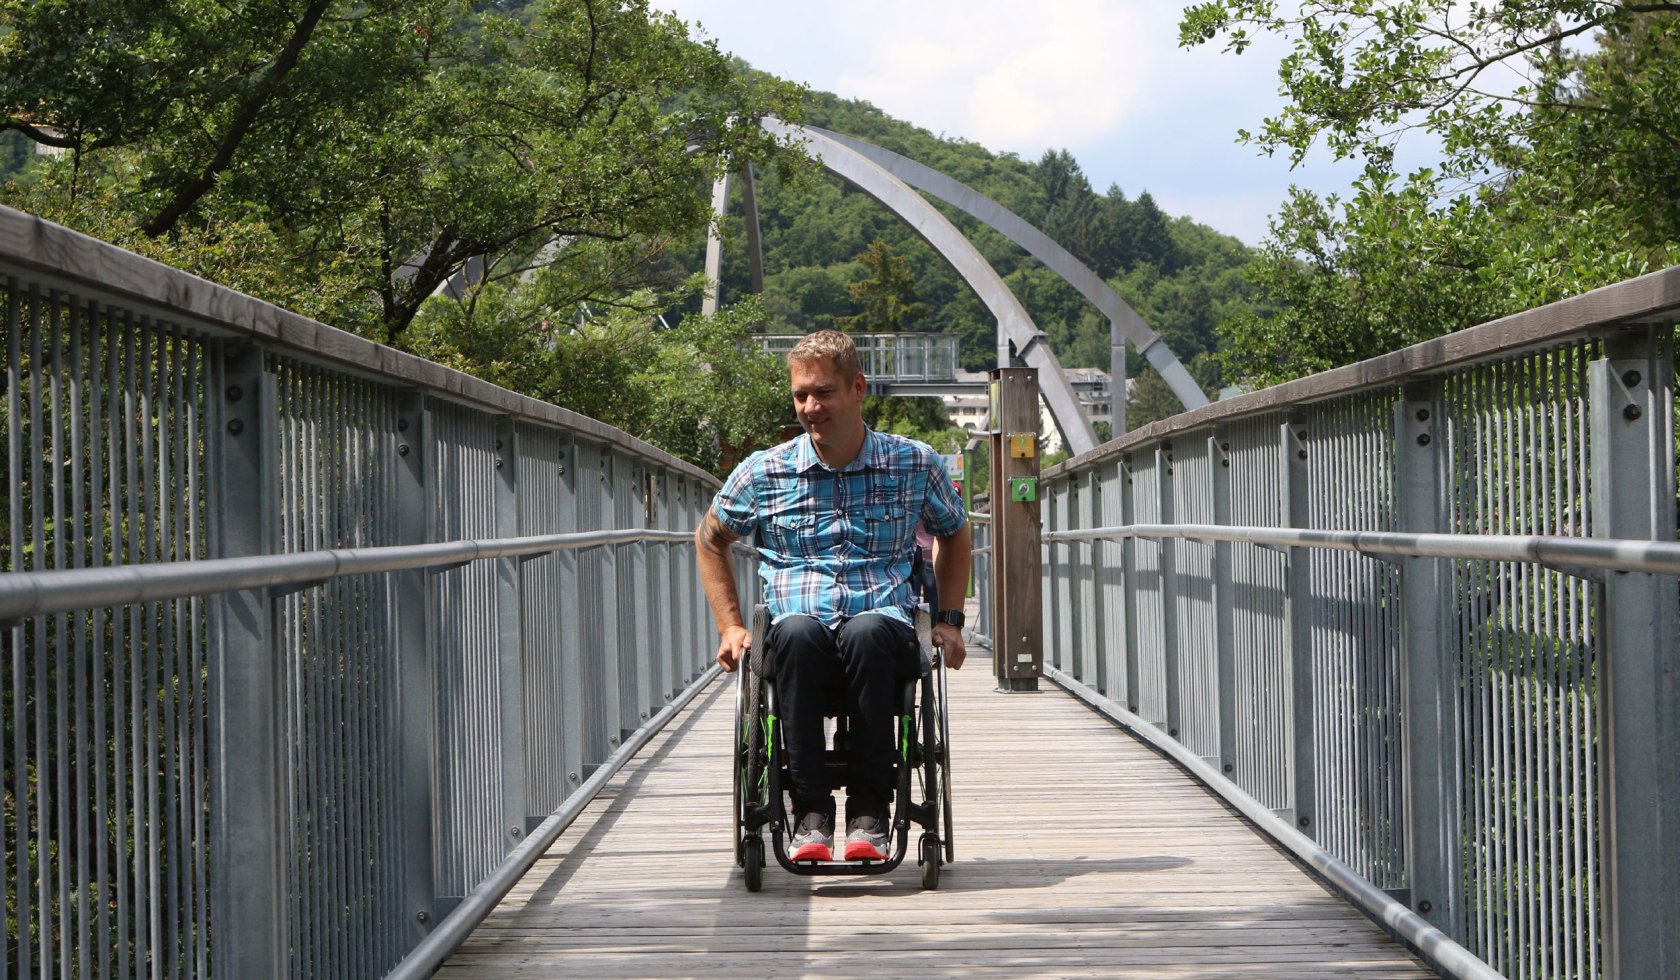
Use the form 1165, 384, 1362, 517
789, 355, 866, 453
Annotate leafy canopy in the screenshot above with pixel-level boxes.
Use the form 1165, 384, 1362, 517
1181, 1, 1680, 386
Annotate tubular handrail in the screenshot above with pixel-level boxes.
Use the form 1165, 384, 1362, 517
0, 527, 694, 621
1043, 523, 1680, 577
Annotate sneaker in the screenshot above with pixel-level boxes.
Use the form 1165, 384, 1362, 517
843, 815, 889, 861
789, 810, 834, 862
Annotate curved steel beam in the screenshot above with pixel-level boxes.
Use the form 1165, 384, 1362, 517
760, 118, 1097, 455
811, 125, 1208, 413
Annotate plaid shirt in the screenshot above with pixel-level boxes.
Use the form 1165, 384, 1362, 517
713, 429, 967, 627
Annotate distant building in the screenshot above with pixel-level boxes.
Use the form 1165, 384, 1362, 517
938, 367, 1122, 454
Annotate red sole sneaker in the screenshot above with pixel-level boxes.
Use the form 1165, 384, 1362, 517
790, 841, 832, 862
843, 839, 888, 862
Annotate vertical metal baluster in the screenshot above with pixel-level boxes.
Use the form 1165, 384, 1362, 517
87, 304, 111, 977
68, 298, 92, 979
27, 287, 50, 980
47, 291, 72, 978
158, 324, 182, 980
3, 279, 20, 980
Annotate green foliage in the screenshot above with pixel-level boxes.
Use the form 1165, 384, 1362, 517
1, 0, 805, 343
832, 239, 931, 333
1181, 2, 1680, 386
861, 395, 965, 454
404, 277, 790, 474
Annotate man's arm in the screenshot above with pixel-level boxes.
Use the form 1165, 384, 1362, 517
931, 523, 973, 669
695, 509, 752, 672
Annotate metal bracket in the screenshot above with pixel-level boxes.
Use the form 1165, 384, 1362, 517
426, 560, 473, 576
1537, 561, 1607, 584
267, 578, 328, 600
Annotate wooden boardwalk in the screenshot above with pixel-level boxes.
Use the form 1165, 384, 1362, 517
438, 660, 1434, 978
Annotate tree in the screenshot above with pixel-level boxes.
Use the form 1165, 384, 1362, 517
1, 0, 805, 343
403, 275, 791, 475
832, 238, 932, 333
1181, 2, 1680, 385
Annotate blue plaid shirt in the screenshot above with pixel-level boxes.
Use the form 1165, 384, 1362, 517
713, 429, 967, 627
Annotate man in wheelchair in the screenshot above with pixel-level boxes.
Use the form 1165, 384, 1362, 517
695, 329, 972, 864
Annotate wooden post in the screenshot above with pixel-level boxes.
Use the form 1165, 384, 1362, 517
989, 368, 1043, 691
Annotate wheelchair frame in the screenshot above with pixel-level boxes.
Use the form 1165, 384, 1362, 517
732, 604, 955, 891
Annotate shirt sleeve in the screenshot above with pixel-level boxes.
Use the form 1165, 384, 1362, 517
711, 456, 760, 537
919, 450, 967, 538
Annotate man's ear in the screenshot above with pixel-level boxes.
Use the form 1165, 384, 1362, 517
852, 371, 867, 397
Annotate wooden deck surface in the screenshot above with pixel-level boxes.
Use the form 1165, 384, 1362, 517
438, 658, 1434, 978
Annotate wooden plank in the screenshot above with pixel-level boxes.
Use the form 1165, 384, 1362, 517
436, 660, 1433, 978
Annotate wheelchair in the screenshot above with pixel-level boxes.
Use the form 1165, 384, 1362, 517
732, 582, 955, 891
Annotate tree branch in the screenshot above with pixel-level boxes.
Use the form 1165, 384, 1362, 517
141, 0, 335, 237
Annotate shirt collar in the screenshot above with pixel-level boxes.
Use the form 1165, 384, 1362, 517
795, 427, 883, 473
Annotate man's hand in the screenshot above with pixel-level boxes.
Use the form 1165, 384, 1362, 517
716, 624, 752, 672
932, 622, 967, 670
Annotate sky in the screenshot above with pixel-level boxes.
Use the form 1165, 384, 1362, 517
652, 0, 1426, 246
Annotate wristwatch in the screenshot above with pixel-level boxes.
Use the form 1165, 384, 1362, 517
935, 609, 965, 629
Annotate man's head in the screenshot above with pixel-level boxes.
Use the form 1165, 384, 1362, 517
786, 330, 867, 465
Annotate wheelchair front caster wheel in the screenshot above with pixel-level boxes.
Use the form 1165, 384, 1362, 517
743, 835, 764, 892
919, 833, 940, 890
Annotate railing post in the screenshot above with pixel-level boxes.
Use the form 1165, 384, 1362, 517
628, 463, 656, 729
207, 344, 287, 977
393, 392, 437, 937
551, 435, 585, 797
1158, 442, 1182, 738
1588, 327, 1680, 980
1280, 419, 1316, 834
1120, 455, 1141, 713
492, 419, 528, 847
1080, 468, 1103, 693
1210, 433, 1236, 777
1394, 384, 1462, 933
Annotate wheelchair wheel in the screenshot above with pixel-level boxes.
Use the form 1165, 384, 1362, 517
734, 625, 769, 870
919, 833, 940, 890
743, 835, 764, 892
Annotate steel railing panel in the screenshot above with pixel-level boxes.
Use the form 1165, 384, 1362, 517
1129, 451, 1169, 726
1304, 392, 1406, 890
3, 285, 213, 978
270, 357, 409, 977
1443, 343, 1602, 977
1171, 439, 1219, 760
428, 402, 508, 899
515, 423, 579, 815
1227, 414, 1292, 811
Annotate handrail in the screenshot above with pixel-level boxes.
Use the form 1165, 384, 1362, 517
0, 528, 694, 622
1043, 523, 1680, 577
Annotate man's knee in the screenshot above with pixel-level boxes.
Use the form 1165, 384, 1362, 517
767, 615, 833, 678
837, 614, 916, 675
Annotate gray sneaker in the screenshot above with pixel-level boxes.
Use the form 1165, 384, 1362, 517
843, 815, 889, 861
789, 810, 833, 862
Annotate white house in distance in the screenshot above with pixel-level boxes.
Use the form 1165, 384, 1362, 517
941, 367, 1121, 455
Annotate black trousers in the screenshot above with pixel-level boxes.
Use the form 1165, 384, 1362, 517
766, 613, 917, 823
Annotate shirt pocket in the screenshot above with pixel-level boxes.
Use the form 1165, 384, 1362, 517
770, 512, 834, 559
862, 499, 915, 556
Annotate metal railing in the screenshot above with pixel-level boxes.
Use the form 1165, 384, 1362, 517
0, 207, 743, 978
1036, 267, 1680, 980
758, 332, 960, 383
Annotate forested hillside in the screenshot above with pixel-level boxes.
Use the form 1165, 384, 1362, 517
671, 88, 1263, 411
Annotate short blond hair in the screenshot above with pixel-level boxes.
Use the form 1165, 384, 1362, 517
786, 329, 860, 380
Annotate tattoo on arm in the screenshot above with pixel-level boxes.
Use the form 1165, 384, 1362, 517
699, 512, 738, 556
